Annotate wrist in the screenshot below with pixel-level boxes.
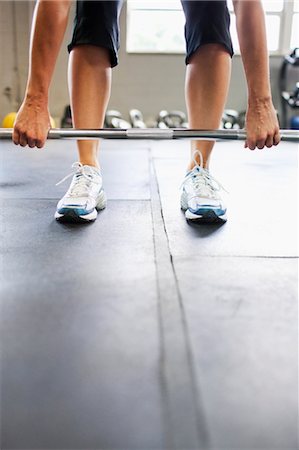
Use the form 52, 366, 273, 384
248, 94, 272, 107
25, 83, 49, 104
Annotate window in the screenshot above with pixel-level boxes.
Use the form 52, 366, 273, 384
228, 0, 284, 52
127, 0, 298, 54
126, 1, 185, 53
290, 1, 299, 48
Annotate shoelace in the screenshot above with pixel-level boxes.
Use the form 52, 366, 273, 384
56, 162, 100, 197
181, 150, 227, 198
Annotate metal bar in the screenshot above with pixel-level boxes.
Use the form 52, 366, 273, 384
0, 128, 298, 142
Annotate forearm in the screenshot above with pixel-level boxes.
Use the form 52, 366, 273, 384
234, 0, 271, 103
26, 0, 71, 101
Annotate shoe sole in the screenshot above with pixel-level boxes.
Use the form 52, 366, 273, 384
54, 209, 97, 223
184, 208, 227, 223
55, 190, 107, 223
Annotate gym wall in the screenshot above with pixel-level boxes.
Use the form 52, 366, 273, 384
0, 1, 289, 125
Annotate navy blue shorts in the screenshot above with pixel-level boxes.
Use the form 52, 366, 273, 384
68, 0, 233, 67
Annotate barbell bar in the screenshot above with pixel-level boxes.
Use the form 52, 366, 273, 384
0, 127, 298, 142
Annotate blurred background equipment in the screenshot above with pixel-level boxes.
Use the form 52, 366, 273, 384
104, 110, 132, 129
50, 116, 56, 128
279, 47, 299, 128
129, 109, 146, 128
156, 110, 188, 128
290, 115, 299, 129
61, 105, 72, 128
2, 111, 17, 128
221, 109, 240, 129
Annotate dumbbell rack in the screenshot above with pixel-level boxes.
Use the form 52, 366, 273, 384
279, 48, 299, 128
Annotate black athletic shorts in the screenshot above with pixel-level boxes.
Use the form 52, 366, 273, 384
68, 0, 124, 67
182, 1, 234, 63
68, 0, 233, 67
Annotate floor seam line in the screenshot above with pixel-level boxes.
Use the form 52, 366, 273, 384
173, 255, 298, 260
149, 151, 210, 449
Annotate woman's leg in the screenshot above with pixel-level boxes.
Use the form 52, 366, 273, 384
68, 45, 112, 169
185, 43, 231, 170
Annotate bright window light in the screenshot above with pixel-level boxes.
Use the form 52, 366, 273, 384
229, 14, 239, 52
228, 0, 284, 12
230, 14, 280, 52
129, 0, 181, 9
127, 0, 291, 54
127, 9, 185, 53
262, 0, 284, 12
290, 13, 299, 48
265, 15, 281, 51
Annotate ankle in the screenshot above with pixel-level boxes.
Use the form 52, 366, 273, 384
79, 160, 100, 170
189, 148, 211, 171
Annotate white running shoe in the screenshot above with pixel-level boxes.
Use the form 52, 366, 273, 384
55, 162, 107, 222
180, 151, 227, 223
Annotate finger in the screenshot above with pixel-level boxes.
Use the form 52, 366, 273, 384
12, 128, 20, 145
36, 140, 44, 149
27, 137, 37, 148
19, 133, 28, 147
273, 130, 281, 146
257, 141, 265, 149
35, 130, 48, 149
36, 136, 46, 149
256, 134, 268, 149
265, 134, 274, 148
247, 138, 256, 150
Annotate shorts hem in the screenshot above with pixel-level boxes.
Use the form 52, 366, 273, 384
185, 41, 234, 65
67, 41, 119, 68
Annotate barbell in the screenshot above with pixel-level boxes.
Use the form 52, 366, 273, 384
0, 128, 298, 142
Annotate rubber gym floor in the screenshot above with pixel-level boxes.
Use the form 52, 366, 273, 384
1, 138, 298, 450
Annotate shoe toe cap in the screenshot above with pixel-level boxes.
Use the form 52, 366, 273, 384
57, 196, 95, 212
188, 197, 221, 211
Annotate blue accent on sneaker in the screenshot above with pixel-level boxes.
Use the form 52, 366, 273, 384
188, 206, 226, 216
57, 207, 94, 216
